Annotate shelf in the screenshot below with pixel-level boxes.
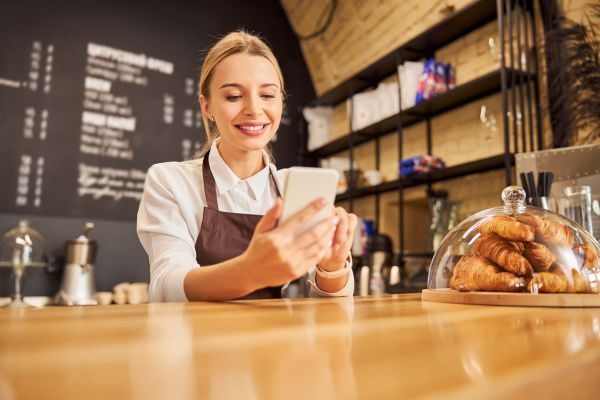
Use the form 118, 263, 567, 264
309, 69, 530, 158
308, 0, 497, 107
335, 154, 513, 202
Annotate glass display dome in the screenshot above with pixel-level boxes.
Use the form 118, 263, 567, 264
0, 220, 47, 307
428, 186, 600, 294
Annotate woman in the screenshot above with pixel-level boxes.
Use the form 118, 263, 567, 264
137, 30, 357, 302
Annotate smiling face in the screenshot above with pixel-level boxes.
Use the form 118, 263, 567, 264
200, 52, 283, 158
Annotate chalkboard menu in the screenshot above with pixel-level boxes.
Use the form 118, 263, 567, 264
0, 0, 313, 222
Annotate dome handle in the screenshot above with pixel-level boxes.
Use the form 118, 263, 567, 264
501, 186, 527, 213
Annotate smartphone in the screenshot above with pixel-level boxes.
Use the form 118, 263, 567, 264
279, 167, 339, 235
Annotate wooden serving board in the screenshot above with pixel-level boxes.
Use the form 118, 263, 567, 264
421, 288, 600, 308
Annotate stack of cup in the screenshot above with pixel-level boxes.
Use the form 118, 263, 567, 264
94, 282, 150, 305
555, 186, 594, 237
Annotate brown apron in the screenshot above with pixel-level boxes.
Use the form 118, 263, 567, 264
195, 149, 283, 299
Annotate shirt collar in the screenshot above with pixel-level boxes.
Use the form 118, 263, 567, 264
208, 139, 273, 200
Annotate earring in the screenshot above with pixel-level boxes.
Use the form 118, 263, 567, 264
209, 117, 215, 122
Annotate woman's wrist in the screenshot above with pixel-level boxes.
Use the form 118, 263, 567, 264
236, 252, 263, 293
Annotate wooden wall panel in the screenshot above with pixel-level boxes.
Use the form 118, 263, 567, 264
433, 169, 506, 218
431, 92, 505, 166
281, 0, 473, 95
379, 190, 430, 254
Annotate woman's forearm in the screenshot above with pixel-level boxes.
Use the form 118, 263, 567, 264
183, 254, 258, 301
183, 258, 351, 300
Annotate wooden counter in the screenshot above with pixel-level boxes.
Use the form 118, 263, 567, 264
1, 294, 600, 399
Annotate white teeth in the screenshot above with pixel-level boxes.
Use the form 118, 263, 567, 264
239, 125, 265, 132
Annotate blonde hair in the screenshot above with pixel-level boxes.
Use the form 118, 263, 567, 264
195, 30, 285, 160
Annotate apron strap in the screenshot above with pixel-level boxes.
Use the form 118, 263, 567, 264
202, 148, 282, 211
202, 149, 219, 210
268, 165, 282, 198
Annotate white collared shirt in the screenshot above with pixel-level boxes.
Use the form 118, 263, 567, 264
137, 140, 354, 302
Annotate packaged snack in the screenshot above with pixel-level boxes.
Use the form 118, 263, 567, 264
416, 59, 436, 104
399, 155, 446, 176
445, 63, 455, 90
434, 62, 447, 96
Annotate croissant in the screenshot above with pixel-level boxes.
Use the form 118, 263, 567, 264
450, 255, 526, 292
573, 243, 599, 271
516, 214, 574, 248
569, 268, 591, 293
524, 242, 556, 272
510, 241, 526, 253
475, 234, 533, 276
529, 265, 591, 293
478, 215, 534, 242
528, 271, 568, 293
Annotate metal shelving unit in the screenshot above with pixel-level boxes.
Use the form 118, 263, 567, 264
299, 0, 542, 267
308, 69, 532, 158
335, 154, 515, 202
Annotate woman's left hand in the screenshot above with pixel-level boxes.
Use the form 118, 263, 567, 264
317, 207, 358, 271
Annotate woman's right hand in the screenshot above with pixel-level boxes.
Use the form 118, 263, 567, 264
241, 197, 337, 289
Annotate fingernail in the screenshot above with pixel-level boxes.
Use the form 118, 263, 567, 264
333, 216, 340, 225
317, 197, 327, 206
327, 240, 333, 247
